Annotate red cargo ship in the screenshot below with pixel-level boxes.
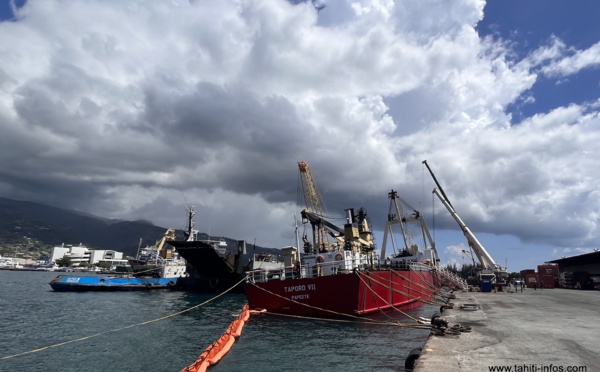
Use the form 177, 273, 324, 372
245, 255, 438, 317
245, 184, 444, 318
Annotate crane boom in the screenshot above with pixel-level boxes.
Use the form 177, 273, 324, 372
298, 161, 330, 252
298, 161, 325, 216
432, 188, 498, 270
422, 160, 502, 272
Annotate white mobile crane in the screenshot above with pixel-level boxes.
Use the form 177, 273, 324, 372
422, 160, 506, 291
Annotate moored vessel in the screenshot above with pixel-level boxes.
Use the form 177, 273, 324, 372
128, 228, 187, 279
49, 274, 178, 292
49, 230, 188, 292
168, 206, 284, 292
244, 162, 445, 317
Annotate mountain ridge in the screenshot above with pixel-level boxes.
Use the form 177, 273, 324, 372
0, 197, 279, 260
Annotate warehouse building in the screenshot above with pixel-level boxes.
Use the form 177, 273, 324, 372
547, 250, 600, 290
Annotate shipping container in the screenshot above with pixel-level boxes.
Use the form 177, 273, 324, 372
538, 274, 555, 288
537, 264, 559, 277
520, 269, 535, 277
524, 273, 539, 288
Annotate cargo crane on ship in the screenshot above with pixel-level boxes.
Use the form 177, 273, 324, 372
298, 161, 335, 253
380, 190, 440, 268
297, 161, 374, 255
422, 160, 506, 292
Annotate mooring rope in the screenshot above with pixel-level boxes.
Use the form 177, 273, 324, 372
252, 309, 432, 329
245, 280, 427, 327
411, 267, 440, 292
390, 269, 440, 296
381, 271, 438, 299
0, 277, 247, 361
358, 270, 447, 307
356, 271, 421, 322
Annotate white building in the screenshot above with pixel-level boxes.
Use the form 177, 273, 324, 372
89, 250, 123, 264
0, 255, 16, 268
50, 244, 124, 267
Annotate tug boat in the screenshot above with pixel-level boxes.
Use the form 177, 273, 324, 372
244, 187, 442, 318
49, 230, 187, 292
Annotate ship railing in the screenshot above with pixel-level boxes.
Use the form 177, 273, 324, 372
246, 266, 289, 283
378, 259, 430, 271
246, 260, 347, 283
301, 259, 356, 277
253, 253, 281, 263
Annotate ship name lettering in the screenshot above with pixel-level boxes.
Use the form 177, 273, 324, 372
285, 285, 306, 292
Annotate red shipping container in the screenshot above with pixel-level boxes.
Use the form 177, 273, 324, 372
538, 274, 555, 288
524, 273, 539, 288
520, 269, 535, 277
537, 264, 559, 277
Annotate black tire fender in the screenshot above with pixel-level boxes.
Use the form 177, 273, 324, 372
405, 347, 422, 370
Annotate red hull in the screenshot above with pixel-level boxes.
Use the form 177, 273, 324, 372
245, 269, 437, 317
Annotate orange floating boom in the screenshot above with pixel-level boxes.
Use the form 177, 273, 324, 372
181, 305, 251, 372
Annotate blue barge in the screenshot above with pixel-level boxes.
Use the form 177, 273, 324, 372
49, 275, 178, 292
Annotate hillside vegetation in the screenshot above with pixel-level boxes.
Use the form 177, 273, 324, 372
0, 197, 274, 260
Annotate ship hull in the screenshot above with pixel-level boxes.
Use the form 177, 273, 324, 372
49, 275, 178, 292
245, 268, 437, 317
169, 240, 284, 292
168, 240, 244, 292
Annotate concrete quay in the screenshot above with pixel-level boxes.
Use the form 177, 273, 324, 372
414, 288, 600, 371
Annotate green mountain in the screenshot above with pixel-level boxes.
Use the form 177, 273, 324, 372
0, 197, 274, 260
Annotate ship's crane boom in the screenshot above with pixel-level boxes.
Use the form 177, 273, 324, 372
158, 229, 176, 252
297, 161, 375, 254
298, 161, 325, 216
422, 160, 502, 272
298, 161, 330, 252
301, 210, 345, 237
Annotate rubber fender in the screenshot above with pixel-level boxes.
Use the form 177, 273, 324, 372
404, 347, 422, 370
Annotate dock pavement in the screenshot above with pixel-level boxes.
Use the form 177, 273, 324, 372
414, 287, 600, 371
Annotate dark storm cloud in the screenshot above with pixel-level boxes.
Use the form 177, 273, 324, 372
0, 0, 598, 261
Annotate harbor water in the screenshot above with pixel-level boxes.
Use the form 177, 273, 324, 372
0, 270, 435, 372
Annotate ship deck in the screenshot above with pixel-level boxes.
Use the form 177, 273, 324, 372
414, 288, 600, 371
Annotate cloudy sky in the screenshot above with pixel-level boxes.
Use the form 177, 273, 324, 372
1, 0, 599, 272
